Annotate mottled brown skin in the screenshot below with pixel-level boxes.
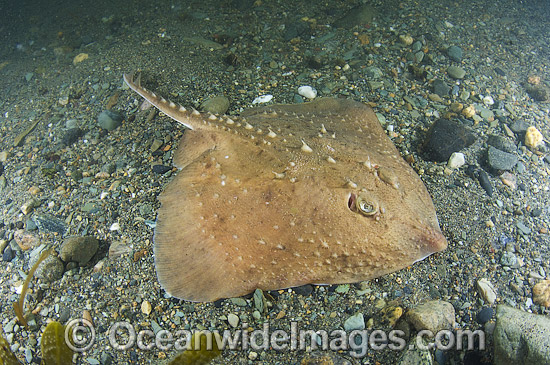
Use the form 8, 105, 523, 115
124, 74, 447, 302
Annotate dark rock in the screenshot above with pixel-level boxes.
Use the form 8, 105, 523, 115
62, 127, 83, 145
487, 135, 516, 153
476, 307, 493, 324
509, 120, 530, 134
152, 165, 172, 174
478, 170, 493, 196
98, 110, 123, 131
34, 215, 67, 236
0, 162, 3, 176
60, 236, 99, 264
531, 208, 542, 217
433, 79, 450, 97
447, 45, 463, 62
293, 284, 314, 296
494, 67, 506, 76
100, 352, 114, 365
2, 246, 14, 262
487, 146, 518, 171
525, 84, 549, 101
421, 118, 476, 161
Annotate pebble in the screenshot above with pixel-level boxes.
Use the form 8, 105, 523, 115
343, 313, 365, 331
487, 146, 518, 171
447, 45, 463, 62
298, 85, 317, 99
399, 34, 414, 46
365, 66, 383, 79
332, 4, 376, 28
447, 65, 466, 79
509, 120, 529, 134
525, 126, 544, 149
476, 278, 497, 304
152, 165, 172, 174
487, 135, 516, 154
36, 255, 65, 283
62, 127, 83, 145
432, 79, 450, 97
2, 246, 14, 262
60, 236, 99, 265
201, 95, 230, 115
252, 95, 273, 104
97, 110, 123, 131
476, 307, 493, 324
447, 152, 465, 169
227, 313, 239, 328
293, 284, 313, 296
501, 251, 520, 268
532, 280, 550, 308
422, 118, 476, 161
499, 171, 517, 189
494, 305, 550, 364
141, 300, 152, 315
73, 53, 89, 65
13, 229, 40, 250
406, 300, 455, 333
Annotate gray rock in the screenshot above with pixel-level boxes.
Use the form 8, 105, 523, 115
60, 236, 99, 264
509, 120, 529, 134
366, 66, 383, 80
487, 135, 516, 153
333, 4, 376, 28
501, 251, 520, 268
447, 66, 466, 79
201, 95, 230, 115
433, 79, 450, 97
98, 110, 123, 131
447, 45, 463, 62
494, 305, 550, 365
406, 300, 455, 333
516, 221, 531, 235
344, 313, 365, 331
487, 146, 518, 171
36, 255, 64, 283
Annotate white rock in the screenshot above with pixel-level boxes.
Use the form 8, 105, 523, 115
298, 85, 317, 99
252, 94, 273, 104
483, 95, 495, 106
477, 278, 497, 304
109, 222, 120, 231
447, 152, 465, 169
227, 313, 239, 328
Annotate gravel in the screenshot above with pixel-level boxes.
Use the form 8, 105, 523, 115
0, 0, 549, 363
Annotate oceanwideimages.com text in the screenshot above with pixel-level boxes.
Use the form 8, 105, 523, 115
66, 319, 485, 358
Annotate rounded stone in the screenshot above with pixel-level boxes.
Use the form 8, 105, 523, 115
36, 255, 64, 283
60, 236, 99, 264
97, 110, 123, 131
447, 45, 463, 62
201, 96, 230, 115
447, 66, 466, 79
476, 307, 494, 324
